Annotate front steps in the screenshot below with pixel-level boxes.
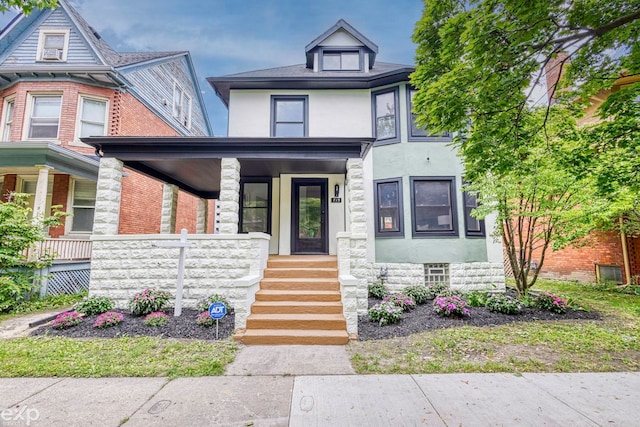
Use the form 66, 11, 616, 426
235, 255, 349, 345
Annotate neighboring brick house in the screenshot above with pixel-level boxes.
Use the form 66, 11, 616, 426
0, 0, 214, 253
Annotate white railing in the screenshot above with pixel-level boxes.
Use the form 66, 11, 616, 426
24, 238, 92, 261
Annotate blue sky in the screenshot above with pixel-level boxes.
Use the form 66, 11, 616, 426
0, 0, 426, 136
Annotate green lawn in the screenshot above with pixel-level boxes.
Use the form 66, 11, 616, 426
348, 280, 640, 374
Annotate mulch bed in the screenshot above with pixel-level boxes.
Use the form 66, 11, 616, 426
31, 309, 235, 341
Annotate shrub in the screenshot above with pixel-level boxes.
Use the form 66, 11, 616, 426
428, 282, 454, 297
465, 290, 492, 307
196, 311, 215, 327
433, 295, 470, 317
368, 281, 389, 299
129, 288, 172, 316
485, 294, 523, 315
405, 285, 433, 304
534, 292, 569, 314
51, 311, 83, 329
144, 312, 169, 327
196, 294, 232, 313
93, 311, 124, 328
74, 296, 114, 316
368, 302, 403, 326
382, 293, 416, 312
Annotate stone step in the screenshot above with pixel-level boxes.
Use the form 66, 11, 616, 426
236, 329, 349, 345
255, 289, 342, 302
251, 300, 343, 314
263, 267, 338, 279
246, 313, 346, 330
259, 278, 339, 291
267, 255, 337, 269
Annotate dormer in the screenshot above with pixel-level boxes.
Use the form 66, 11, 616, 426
305, 19, 378, 73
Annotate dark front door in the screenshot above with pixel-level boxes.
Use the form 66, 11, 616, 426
292, 178, 328, 254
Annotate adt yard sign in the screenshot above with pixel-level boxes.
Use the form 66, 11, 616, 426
208, 302, 227, 319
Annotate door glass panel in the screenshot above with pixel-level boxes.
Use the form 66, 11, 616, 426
298, 185, 321, 239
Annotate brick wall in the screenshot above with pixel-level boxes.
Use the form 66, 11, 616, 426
49, 174, 70, 237
175, 191, 198, 233
1, 174, 17, 202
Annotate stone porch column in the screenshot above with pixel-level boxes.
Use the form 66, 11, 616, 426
218, 158, 240, 234
346, 158, 369, 314
196, 198, 208, 233
160, 184, 179, 234
32, 165, 52, 222
93, 157, 123, 235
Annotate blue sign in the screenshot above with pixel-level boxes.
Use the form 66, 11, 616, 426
208, 302, 227, 320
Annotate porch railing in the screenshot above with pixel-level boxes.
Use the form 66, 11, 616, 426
24, 238, 92, 261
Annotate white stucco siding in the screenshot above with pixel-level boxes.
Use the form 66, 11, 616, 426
227, 90, 271, 137
319, 30, 362, 47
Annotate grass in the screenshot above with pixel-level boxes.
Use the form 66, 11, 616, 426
0, 291, 87, 324
348, 279, 640, 374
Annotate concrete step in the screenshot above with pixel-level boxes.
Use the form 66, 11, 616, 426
237, 329, 349, 345
263, 267, 338, 279
246, 313, 346, 330
255, 289, 342, 302
251, 301, 343, 314
259, 278, 339, 291
267, 256, 337, 269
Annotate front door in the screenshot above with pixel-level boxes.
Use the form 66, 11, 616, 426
291, 178, 328, 254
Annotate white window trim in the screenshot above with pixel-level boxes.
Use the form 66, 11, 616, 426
36, 28, 70, 62
67, 178, 96, 235
71, 94, 109, 147
1, 95, 16, 141
172, 81, 192, 129
22, 93, 63, 143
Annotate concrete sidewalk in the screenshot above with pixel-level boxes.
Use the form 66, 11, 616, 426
1, 372, 638, 426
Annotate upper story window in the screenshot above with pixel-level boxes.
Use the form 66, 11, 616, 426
1, 97, 15, 141
410, 177, 458, 238
374, 177, 404, 238
463, 189, 485, 237
271, 95, 308, 137
26, 94, 62, 140
408, 89, 451, 141
372, 87, 399, 144
322, 50, 360, 71
172, 82, 191, 128
77, 96, 108, 138
37, 29, 69, 61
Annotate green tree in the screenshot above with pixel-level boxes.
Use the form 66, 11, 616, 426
0, 0, 57, 14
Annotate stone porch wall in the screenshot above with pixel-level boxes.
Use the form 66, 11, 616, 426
89, 232, 270, 329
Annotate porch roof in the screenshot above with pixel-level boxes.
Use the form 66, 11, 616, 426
82, 136, 375, 199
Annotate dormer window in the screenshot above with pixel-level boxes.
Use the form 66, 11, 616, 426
322, 50, 361, 71
37, 29, 69, 61
173, 82, 191, 128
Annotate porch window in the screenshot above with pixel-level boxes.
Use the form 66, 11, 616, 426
240, 179, 271, 234
27, 95, 62, 139
463, 189, 485, 237
1, 97, 15, 141
374, 178, 404, 238
78, 96, 108, 138
271, 96, 308, 137
71, 179, 96, 233
410, 177, 458, 237
372, 87, 399, 144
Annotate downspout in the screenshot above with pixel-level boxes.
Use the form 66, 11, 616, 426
620, 217, 631, 285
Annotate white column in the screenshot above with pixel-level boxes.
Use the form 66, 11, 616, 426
218, 158, 240, 234
32, 165, 52, 222
160, 184, 179, 234
93, 157, 123, 235
196, 198, 208, 233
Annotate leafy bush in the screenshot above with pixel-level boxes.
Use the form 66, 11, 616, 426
368, 281, 389, 299
129, 288, 172, 316
196, 311, 215, 327
433, 295, 470, 317
382, 293, 417, 312
74, 296, 114, 316
9, 291, 86, 315
429, 282, 456, 298
51, 311, 83, 329
405, 285, 433, 304
144, 312, 169, 327
368, 302, 403, 326
485, 294, 523, 315
465, 290, 492, 307
533, 292, 569, 314
196, 294, 232, 313
93, 311, 124, 328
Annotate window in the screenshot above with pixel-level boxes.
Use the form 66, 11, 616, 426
78, 96, 108, 138
239, 178, 271, 234
463, 189, 485, 237
172, 83, 191, 128
37, 29, 69, 61
374, 178, 404, 237
372, 88, 399, 143
424, 263, 450, 285
71, 179, 96, 233
27, 95, 62, 139
322, 50, 360, 71
1, 97, 15, 141
410, 177, 458, 237
407, 89, 450, 141
271, 96, 308, 137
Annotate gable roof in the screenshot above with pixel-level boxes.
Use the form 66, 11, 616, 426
305, 19, 379, 68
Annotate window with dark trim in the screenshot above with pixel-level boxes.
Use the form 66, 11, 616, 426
410, 177, 458, 237
321, 49, 361, 71
407, 89, 451, 141
374, 178, 404, 238
463, 189, 485, 237
239, 178, 272, 234
372, 87, 399, 144
271, 95, 308, 137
